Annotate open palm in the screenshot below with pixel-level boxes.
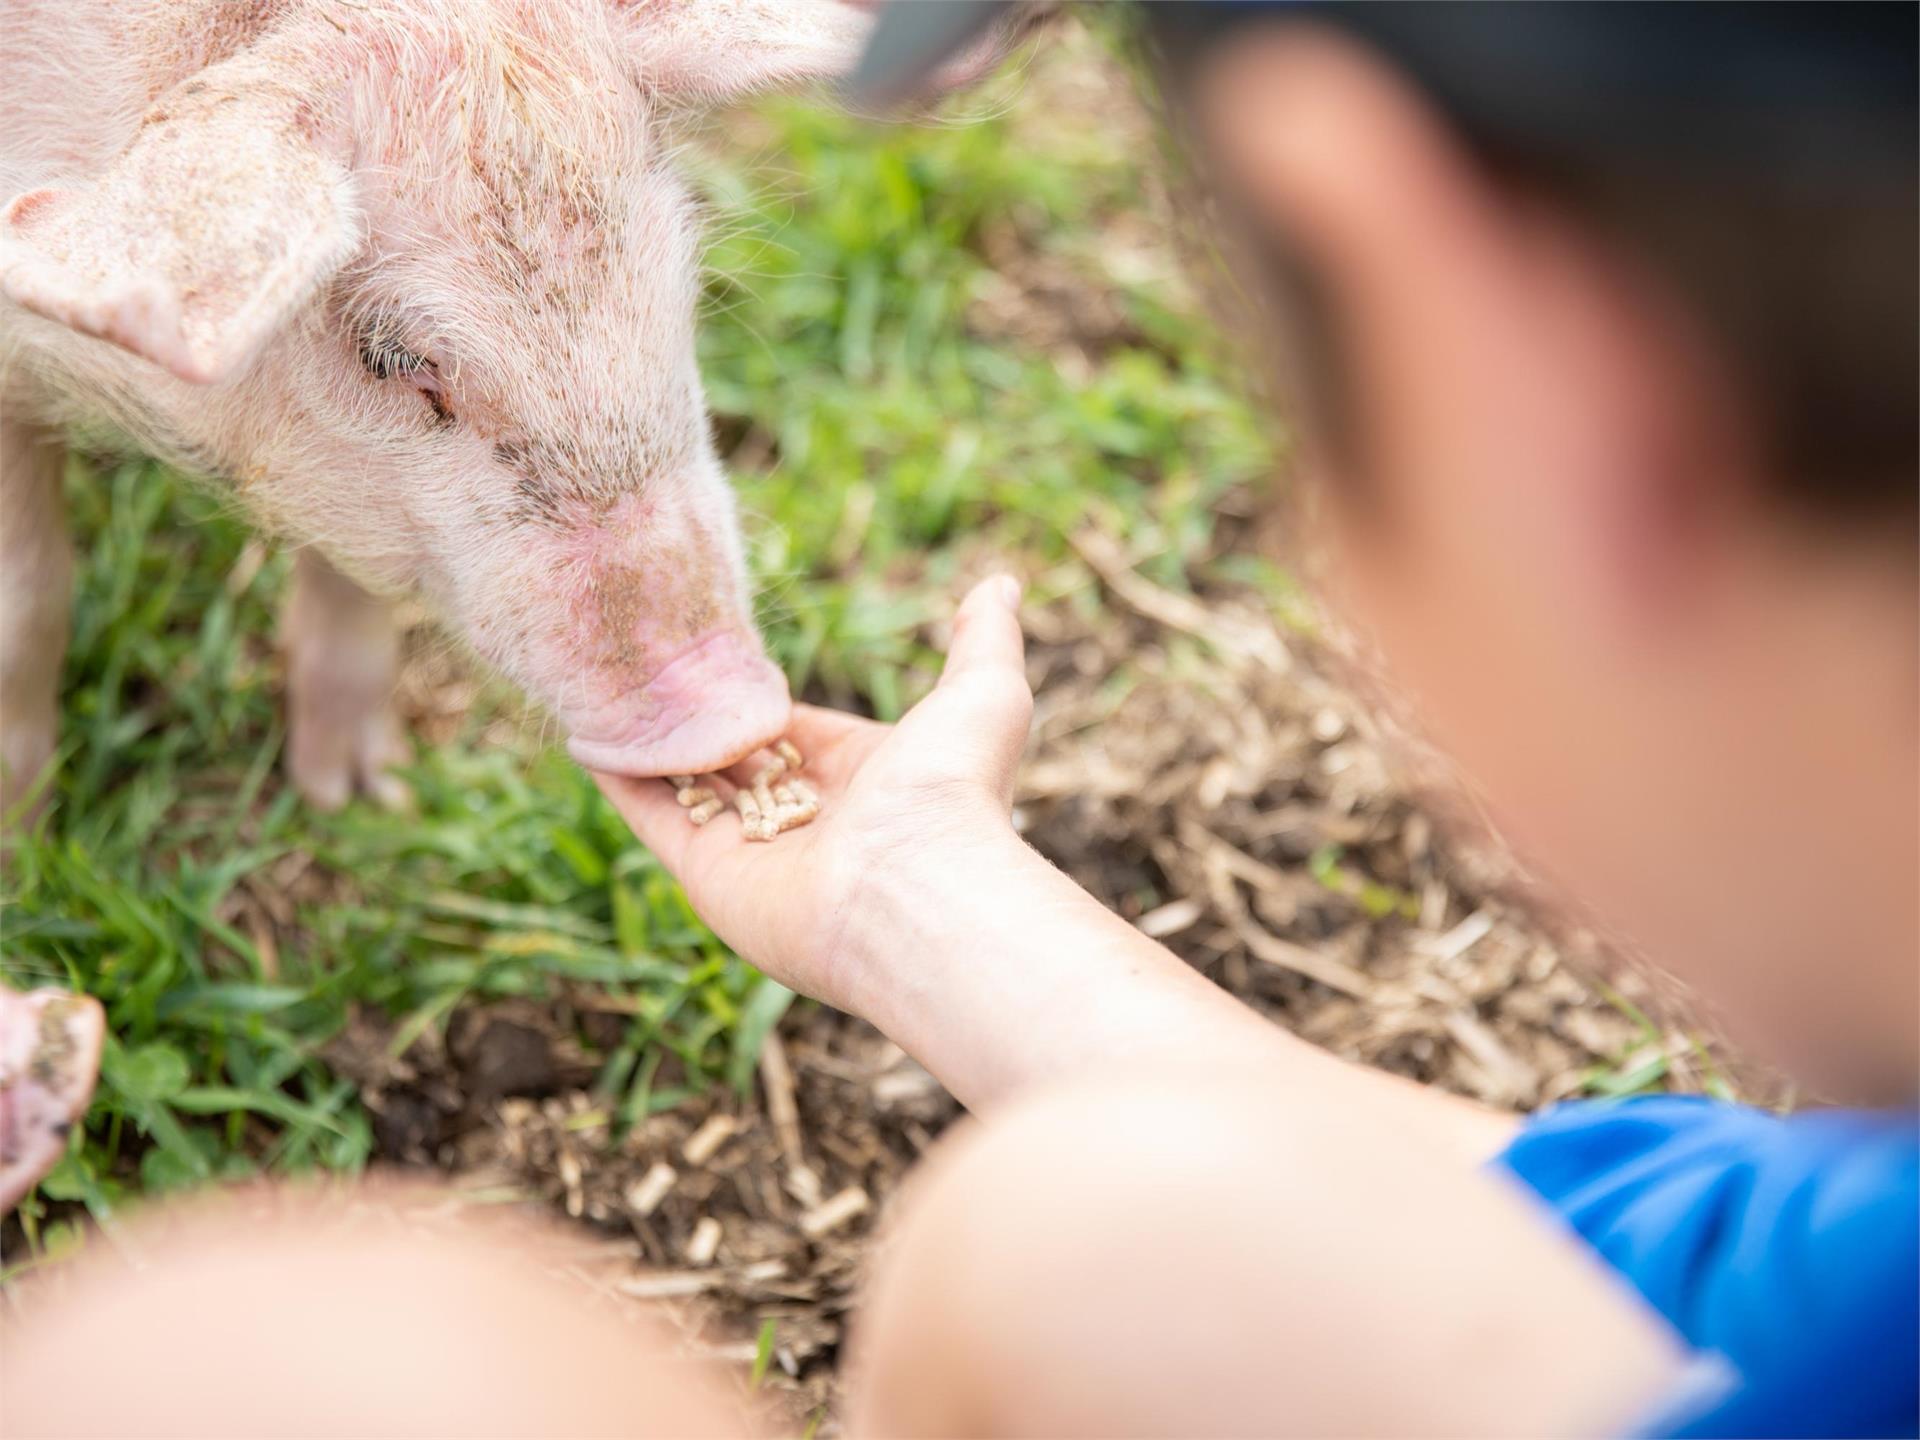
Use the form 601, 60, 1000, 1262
595, 576, 1030, 1013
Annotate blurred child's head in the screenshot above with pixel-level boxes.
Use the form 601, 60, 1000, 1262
1148, 5, 1917, 1100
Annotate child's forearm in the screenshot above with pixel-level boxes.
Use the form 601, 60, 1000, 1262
838, 830, 1519, 1162
839, 829, 1360, 1112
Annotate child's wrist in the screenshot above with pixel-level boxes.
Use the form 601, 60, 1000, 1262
829, 820, 1055, 1027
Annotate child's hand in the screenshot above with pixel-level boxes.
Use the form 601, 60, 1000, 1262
602, 575, 1382, 1117
594, 575, 1032, 1018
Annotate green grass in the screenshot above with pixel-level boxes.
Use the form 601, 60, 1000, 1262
1, 45, 1274, 1248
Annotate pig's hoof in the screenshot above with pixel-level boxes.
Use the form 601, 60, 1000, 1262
287, 701, 414, 814
1, 984, 104, 1213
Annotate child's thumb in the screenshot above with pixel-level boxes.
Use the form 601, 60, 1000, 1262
938, 574, 1027, 695
924, 575, 1032, 792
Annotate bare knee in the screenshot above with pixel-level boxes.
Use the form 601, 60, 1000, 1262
2, 1183, 747, 1438
848, 1070, 1683, 1438
849, 1072, 1330, 1436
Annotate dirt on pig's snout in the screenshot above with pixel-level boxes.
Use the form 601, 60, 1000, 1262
542, 506, 791, 779
580, 554, 724, 680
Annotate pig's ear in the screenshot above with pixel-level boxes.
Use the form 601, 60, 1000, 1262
0, 71, 360, 386
611, 0, 875, 106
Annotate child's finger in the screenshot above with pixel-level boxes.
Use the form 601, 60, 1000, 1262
783, 706, 886, 787
912, 576, 1032, 793
785, 703, 885, 753
937, 574, 1026, 693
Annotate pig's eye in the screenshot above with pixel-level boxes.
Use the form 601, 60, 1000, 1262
357, 326, 424, 380
357, 325, 454, 425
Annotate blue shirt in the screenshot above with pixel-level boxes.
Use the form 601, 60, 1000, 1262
1497, 1096, 1919, 1438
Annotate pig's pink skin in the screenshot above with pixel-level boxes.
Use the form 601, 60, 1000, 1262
0, 2, 1030, 791
431, 487, 789, 774
565, 628, 792, 777
526, 495, 792, 774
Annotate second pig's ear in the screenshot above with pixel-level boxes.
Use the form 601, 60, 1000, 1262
0, 59, 360, 386
610, 0, 876, 107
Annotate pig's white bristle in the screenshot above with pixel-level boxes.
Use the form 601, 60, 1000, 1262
2, 0, 994, 834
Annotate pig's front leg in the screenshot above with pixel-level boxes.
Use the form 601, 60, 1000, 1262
281, 550, 411, 811
0, 413, 73, 827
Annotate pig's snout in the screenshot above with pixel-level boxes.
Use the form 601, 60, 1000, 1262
563, 628, 791, 778
532, 493, 791, 778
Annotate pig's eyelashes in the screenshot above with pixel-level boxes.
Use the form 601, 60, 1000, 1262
357, 329, 454, 425
356, 327, 425, 381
